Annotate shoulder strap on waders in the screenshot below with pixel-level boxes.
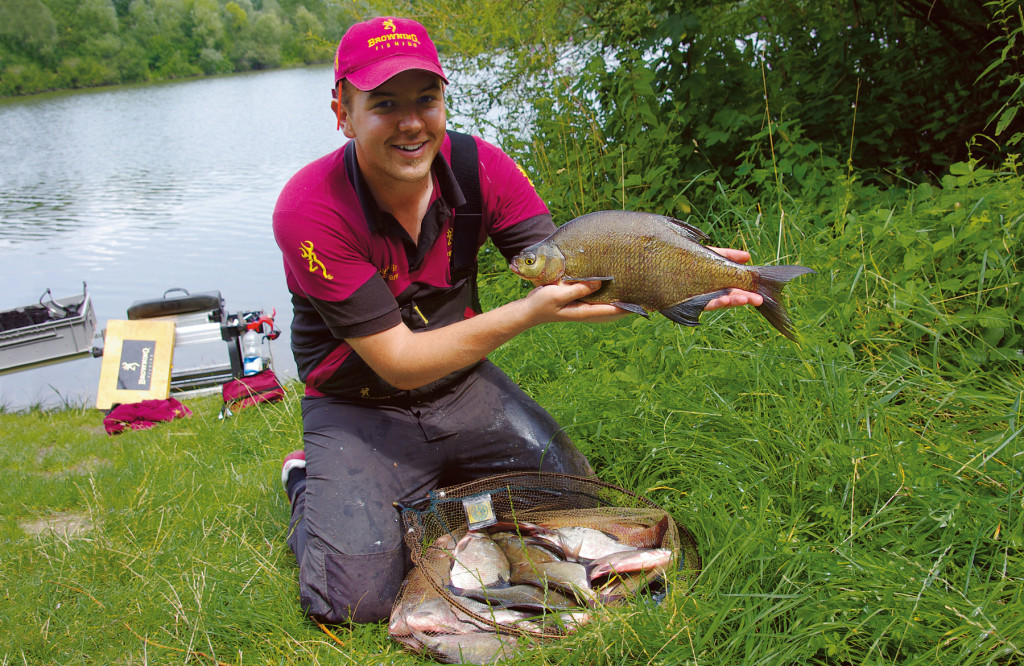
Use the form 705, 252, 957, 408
447, 130, 483, 313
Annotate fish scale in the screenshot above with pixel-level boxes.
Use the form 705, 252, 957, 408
509, 210, 814, 341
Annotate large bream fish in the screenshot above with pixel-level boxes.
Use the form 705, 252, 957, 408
509, 210, 815, 340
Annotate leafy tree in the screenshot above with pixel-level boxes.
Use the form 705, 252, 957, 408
252, 11, 285, 68
566, 0, 1024, 187
0, 0, 344, 95
978, 0, 1024, 148
0, 0, 58, 58
76, 0, 119, 38
224, 1, 247, 31
285, 5, 328, 64
190, 0, 224, 51
418, 0, 1017, 223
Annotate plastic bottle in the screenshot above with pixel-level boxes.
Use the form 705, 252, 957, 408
241, 325, 263, 376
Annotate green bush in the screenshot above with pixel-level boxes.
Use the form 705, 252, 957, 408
56, 55, 117, 88
153, 49, 200, 79
0, 61, 57, 95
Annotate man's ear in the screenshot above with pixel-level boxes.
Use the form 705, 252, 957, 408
332, 98, 356, 137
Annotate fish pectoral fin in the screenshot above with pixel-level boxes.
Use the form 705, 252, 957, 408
562, 275, 614, 282
612, 301, 650, 318
659, 289, 731, 326
561, 536, 583, 562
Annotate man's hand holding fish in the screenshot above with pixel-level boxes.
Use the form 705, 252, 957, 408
520, 281, 630, 323
700, 248, 764, 311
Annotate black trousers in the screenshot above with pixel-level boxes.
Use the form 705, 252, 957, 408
286, 360, 592, 624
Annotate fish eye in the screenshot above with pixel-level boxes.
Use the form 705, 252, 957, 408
524, 257, 535, 266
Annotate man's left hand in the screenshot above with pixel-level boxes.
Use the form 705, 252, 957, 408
704, 247, 764, 311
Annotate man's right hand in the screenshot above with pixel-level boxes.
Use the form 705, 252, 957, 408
521, 281, 628, 324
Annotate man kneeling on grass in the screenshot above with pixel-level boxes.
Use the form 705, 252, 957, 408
272, 16, 760, 623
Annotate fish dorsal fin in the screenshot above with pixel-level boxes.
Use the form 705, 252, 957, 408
662, 216, 710, 244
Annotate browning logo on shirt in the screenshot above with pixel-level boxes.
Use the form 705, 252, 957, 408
300, 240, 334, 280
379, 263, 399, 280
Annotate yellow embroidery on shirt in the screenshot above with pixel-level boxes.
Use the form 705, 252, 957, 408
300, 240, 334, 280
378, 264, 399, 280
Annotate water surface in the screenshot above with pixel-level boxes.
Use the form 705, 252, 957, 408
0, 67, 350, 410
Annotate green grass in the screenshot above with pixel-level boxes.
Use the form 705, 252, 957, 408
2, 178, 1023, 663
497, 316, 1023, 664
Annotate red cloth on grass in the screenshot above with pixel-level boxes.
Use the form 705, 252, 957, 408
104, 398, 192, 435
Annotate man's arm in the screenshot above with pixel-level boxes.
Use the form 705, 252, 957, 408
349, 247, 761, 391
347, 281, 622, 390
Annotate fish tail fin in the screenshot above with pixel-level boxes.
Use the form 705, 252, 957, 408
752, 265, 816, 342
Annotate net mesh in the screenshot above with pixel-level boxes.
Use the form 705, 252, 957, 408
393, 472, 701, 642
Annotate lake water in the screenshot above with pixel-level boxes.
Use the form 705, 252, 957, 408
0, 66, 489, 411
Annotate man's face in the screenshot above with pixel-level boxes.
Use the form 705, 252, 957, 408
336, 70, 447, 189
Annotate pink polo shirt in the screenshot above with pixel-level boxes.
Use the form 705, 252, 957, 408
273, 132, 552, 398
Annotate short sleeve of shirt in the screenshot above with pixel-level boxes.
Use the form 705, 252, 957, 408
272, 150, 401, 338
275, 205, 376, 303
